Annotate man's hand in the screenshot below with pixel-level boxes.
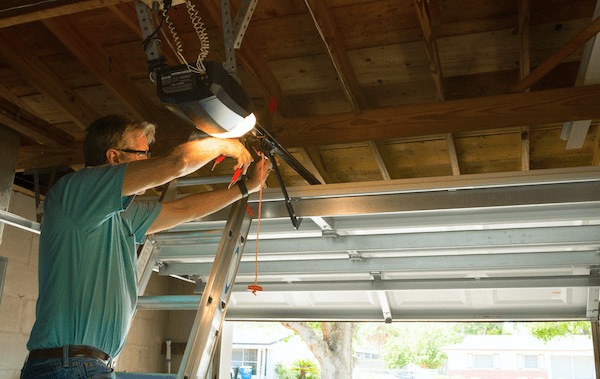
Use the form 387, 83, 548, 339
215, 138, 253, 174
246, 155, 272, 193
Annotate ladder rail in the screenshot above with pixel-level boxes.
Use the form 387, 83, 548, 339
178, 198, 252, 379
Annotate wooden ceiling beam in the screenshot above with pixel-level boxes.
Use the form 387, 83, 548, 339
519, 0, 531, 171
42, 16, 179, 133
304, 0, 368, 111
414, 0, 460, 175
17, 143, 83, 171
299, 146, 332, 184
367, 140, 391, 180
413, 0, 444, 102
272, 84, 600, 147
513, 14, 600, 93
445, 133, 460, 176
0, 96, 74, 148
201, 0, 297, 118
0, 0, 129, 28
0, 30, 100, 130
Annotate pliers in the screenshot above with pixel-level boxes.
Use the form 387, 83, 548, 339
212, 155, 243, 188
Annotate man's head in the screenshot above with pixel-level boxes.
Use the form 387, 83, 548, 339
84, 115, 156, 166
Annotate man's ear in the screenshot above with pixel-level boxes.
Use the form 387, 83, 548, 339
106, 149, 120, 164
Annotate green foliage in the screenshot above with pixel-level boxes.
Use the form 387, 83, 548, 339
521, 322, 591, 343
275, 363, 296, 379
276, 360, 320, 379
382, 323, 463, 369
291, 358, 320, 378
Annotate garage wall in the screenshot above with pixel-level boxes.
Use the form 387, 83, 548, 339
117, 272, 171, 374
0, 191, 40, 379
0, 191, 173, 378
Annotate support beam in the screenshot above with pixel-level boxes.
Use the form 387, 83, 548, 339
297, 146, 331, 184
272, 85, 600, 147
413, 0, 444, 102
519, 0, 531, 171
445, 133, 460, 175
0, 0, 130, 28
42, 16, 180, 133
304, 0, 369, 110
367, 141, 391, 180
512, 15, 600, 92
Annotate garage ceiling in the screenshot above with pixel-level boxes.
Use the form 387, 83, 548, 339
1, 0, 599, 321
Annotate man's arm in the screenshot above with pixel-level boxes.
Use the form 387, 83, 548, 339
121, 138, 252, 197
146, 157, 271, 234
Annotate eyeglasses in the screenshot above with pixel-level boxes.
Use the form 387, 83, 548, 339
114, 148, 151, 158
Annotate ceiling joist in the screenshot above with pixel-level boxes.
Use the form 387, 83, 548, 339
272, 84, 600, 147
513, 13, 600, 92
304, 0, 368, 111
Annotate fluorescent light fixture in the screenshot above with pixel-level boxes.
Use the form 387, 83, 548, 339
157, 61, 256, 138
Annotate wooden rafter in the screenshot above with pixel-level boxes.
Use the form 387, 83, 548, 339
445, 133, 460, 176
0, 96, 73, 148
202, 0, 296, 118
519, 0, 530, 171
413, 0, 444, 102
413, 0, 460, 175
0, 29, 100, 130
513, 15, 600, 93
367, 141, 391, 180
304, 0, 368, 111
299, 146, 332, 184
272, 84, 600, 147
42, 16, 180, 133
0, 0, 129, 28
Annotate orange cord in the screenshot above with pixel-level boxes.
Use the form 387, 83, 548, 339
247, 153, 265, 295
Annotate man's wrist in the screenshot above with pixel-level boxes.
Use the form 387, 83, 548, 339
236, 180, 249, 198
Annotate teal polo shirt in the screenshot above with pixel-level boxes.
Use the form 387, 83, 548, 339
27, 163, 162, 358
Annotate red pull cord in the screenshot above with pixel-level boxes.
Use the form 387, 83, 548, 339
247, 153, 265, 295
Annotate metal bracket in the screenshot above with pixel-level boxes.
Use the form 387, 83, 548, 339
348, 251, 363, 261
232, 0, 258, 49
135, 1, 164, 66
220, 0, 237, 75
221, 0, 258, 74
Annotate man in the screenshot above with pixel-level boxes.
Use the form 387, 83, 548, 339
21, 115, 270, 378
